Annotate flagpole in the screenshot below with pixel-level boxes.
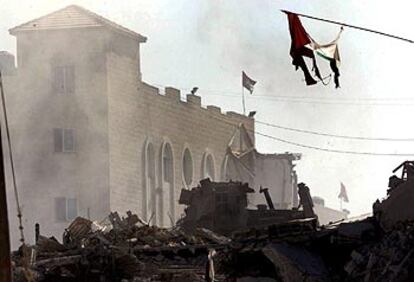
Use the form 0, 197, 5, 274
281, 10, 414, 44
242, 83, 246, 115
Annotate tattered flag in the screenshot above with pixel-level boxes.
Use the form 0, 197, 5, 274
285, 11, 342, 88
313, 28, 343, 88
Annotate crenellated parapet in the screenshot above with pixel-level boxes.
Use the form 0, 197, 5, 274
140, 82, 254, 123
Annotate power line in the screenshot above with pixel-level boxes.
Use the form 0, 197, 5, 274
206, 112, 414, 156
154, 83, 412, 101
152, 82, 414, 143
152, 82, 414, 145
254, 131, 414, 156
151, 83, 414, 106
251, 95, 414, 103
244, 97, 414, 107
255, 120, 414, 142
213, 95, 414, 107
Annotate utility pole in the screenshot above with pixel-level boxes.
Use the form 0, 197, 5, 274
0, 124, 12, 282
0, 70, 12, 282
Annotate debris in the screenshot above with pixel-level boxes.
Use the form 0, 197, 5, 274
297, 182, 316, 219
12, 211, 230, 281
11, 163, 414, 281
344, 221, 414, 281
36, 236, 66, 253
206, 249, 217, 282
262, 243, 329, 282
259, 186, 275, 210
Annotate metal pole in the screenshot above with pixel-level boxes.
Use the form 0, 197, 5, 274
281, 10, 414, 44
0, 71, 25, 247
0, 77, 12, 282
242, 84, 246, 115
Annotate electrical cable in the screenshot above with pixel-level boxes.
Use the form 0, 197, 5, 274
151, 83, 414, 106
255, 120, 414, 142
206, 112, 414, 156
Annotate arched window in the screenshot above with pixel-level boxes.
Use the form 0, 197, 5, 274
143, 142, 156, 221
202, 153, 216, 181
221, 155, 229, 181
182, 148, 193, 187
163, 144, 173, 185
159, 142, 175, 227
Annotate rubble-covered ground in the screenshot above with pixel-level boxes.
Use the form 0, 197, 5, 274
12, 211, 230, 282
11, 211, 414, 282
344, 221, 414, 281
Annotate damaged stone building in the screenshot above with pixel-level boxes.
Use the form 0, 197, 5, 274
222, 124, 300, 209
1, 5, 301, 248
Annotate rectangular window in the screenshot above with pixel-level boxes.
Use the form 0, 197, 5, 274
55, 197, 78, 221
63, 129, 75, 152
54, 128, 75, 153
54, 128, 63, 152
55, 197, 66, 221
53, 66, 75, 94
67, 198, 78, 221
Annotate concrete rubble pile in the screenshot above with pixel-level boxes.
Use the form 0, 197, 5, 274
11, 210, 392, 281
11, 216, 414, 282
344, 221, 414, 281
177, 167, 414, 281
11, 163, 414, 281
12, 211, 230, 282
217, 217, 380, 282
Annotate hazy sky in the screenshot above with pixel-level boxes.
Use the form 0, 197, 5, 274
1, 0, 414, 215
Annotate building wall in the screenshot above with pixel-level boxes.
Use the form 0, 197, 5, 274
106, 50, 254, 225
4, 28, 112, 246
3, 22, 255, 250
253, 155, 298, 209
314, 204, 348, 225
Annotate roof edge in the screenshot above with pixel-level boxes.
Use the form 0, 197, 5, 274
9, 5, 147, 43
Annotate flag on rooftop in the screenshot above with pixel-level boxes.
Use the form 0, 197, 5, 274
242, 71, 257, 94
338, 182, 349, 203
285, 11, 342, 88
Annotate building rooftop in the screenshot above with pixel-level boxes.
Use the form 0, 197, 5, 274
9, 5, 147, 42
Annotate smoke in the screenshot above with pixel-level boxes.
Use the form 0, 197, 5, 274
195, 0, 288, 93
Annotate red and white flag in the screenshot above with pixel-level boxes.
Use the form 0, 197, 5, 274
338, 182, 349, 203
285, 11, 342, 88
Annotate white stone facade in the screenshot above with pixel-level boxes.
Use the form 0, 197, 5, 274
2, 5, 255, 248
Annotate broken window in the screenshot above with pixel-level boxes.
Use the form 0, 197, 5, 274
53, 65, 75, 95
182, 148, 193, 187
55, 197, 77, 221
54, 128, 76, 153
